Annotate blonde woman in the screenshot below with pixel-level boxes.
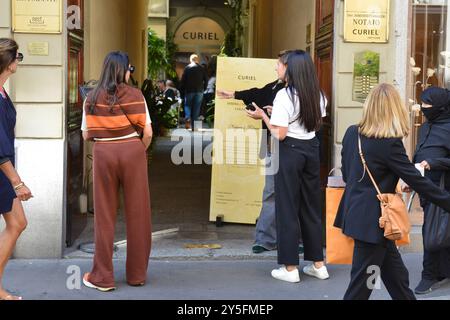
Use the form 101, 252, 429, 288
335, 83, 450, 300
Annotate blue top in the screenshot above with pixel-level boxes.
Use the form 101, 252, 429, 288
0, 88, 16, 166
0, 88, 17, 214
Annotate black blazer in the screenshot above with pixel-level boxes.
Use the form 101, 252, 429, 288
414, 117, 450, 189
334, 125, 450, 244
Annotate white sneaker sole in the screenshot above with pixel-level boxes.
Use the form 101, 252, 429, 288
303, 268, 330, 280
271, 272, 300, 283
82, 277, 116, 292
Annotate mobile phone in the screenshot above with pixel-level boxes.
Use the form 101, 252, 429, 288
246, 103, 256, 111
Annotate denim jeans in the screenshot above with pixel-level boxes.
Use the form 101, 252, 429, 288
184, 92, 203, 122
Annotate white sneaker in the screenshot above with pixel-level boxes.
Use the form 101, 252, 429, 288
271, 267, 300, 283
303, 264, 330, 280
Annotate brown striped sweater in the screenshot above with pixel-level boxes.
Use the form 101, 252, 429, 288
84, 84, 147, 140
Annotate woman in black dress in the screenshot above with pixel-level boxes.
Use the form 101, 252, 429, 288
0, 38, 33, 300
413, 87, 450, 294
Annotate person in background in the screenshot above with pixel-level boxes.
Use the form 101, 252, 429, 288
157, 79, 175, 101
336, 83, 450, 300
217, 50, 305, 256
412, 87, 450, 295
166, 80, 182, 112
0, 38, 32, 301
180, 54, 208, 130
246, 50, 328, 283
166, 80, 180, 100
81, 51, 153, 292
202, 56, 217, 120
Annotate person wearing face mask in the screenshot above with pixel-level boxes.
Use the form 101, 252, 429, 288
412, 86, 450, 295
81, 51, 153, 292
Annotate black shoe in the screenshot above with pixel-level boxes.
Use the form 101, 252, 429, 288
414, 278, 446, 295
252, 244, 269, 254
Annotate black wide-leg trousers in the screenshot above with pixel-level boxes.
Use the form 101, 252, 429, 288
275, 136, 324, 266
344, 239, 416, 300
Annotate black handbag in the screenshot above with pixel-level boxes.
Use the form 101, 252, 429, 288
423, 173, 450, 252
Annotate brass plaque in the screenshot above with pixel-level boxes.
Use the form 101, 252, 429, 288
344, 0, 389, 43
353, 51, 380, 103
12, 0, 63, 34
28, 42, 49, 56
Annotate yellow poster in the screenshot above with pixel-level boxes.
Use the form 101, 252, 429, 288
209, 57, 277, 224
344, 0, 390, 43
12, 0, 63, 34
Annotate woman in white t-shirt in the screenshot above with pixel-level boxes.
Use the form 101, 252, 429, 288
246, 50, 329, 283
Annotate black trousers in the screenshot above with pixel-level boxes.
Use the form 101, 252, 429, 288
344, 239, 416, 300
275, 136, 323, 266
422, 203, 450, 280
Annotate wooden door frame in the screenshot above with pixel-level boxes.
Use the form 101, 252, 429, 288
315, 0, 334, 182
66, 0, 85, 247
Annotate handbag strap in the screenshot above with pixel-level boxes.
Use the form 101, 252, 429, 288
328, 167, 342, 176
358, 132, 384, 198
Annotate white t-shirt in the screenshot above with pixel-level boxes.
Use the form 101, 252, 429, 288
270, 88, 327, 140
81, 99, 152, 141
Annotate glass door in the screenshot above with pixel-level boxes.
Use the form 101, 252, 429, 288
410, 0, 449, 147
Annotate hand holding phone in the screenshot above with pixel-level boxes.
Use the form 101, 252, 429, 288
246, 103, 256, 111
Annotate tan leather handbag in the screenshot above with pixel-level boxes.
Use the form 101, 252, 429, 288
358, 134, 411, 241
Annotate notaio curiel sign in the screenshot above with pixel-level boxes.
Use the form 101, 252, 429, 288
344, 0, 390, 43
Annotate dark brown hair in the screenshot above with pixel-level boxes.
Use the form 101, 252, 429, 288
88, 51, 129, 114
278, 49, 294, 64
285, 50, 323, 132
0, 38, 19, 75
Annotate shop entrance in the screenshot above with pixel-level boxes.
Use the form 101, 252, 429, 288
65, 0, 337, 255
65, 0, 155, 249
65, 0, 247, 255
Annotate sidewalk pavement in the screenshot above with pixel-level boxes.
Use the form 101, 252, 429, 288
3, 252, 450, 300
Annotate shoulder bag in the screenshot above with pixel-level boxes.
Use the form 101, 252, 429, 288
423, 173, 450, 252
358, 133, 411, 241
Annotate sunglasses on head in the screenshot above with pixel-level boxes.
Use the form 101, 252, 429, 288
16, 52, 24, 62
128, 65, 135, 74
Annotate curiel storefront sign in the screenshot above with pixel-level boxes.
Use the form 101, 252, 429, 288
344, 0, 390, 43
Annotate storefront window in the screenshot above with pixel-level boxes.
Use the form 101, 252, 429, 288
410, 0, 449, 146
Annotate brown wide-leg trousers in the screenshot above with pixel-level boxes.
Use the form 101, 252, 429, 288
88, 138, 152, 288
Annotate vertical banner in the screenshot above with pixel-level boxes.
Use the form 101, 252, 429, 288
209, 57, 277, 224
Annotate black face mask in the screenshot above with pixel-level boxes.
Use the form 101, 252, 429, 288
421, 106, 443, 122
